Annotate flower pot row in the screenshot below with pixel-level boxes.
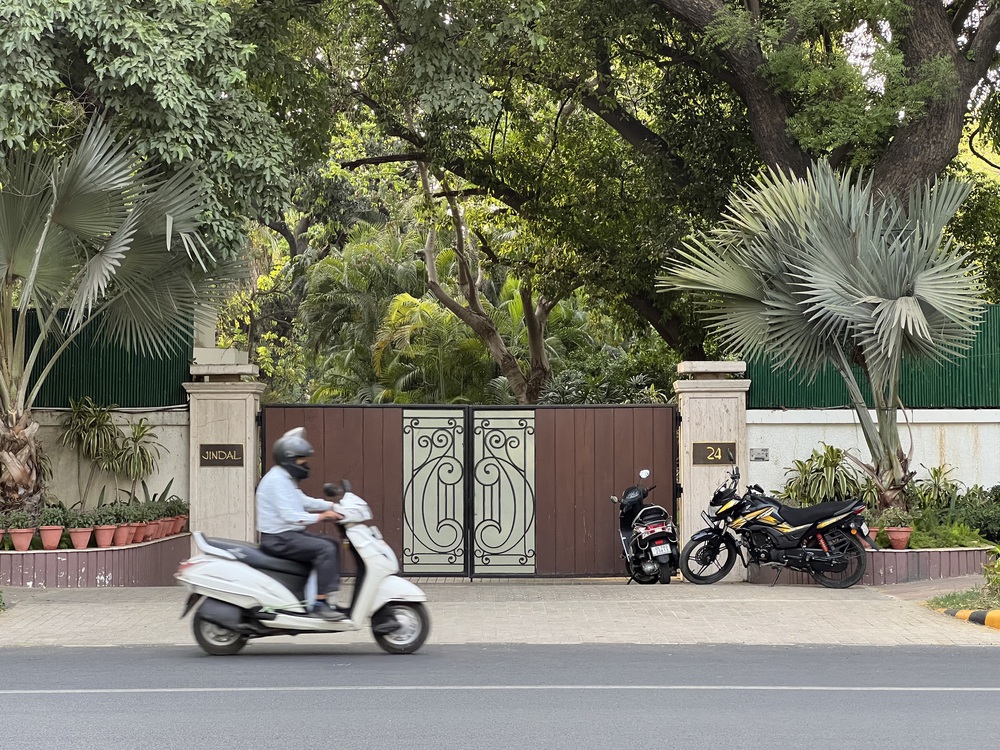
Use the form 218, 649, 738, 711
0, 515, 189, 552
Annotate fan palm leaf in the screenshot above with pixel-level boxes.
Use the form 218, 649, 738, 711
659, 161, 985, 495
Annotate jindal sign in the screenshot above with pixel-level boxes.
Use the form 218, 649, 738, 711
199, 444, 244, 467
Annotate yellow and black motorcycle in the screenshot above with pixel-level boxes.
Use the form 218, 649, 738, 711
680, 465, 876, 588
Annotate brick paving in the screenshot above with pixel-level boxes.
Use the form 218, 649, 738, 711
1, 575, 998, 649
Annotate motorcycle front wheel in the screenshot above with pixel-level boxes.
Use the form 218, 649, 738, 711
373, 602, 430, 654
808, 529, 867, 589
680, 534, 738, 584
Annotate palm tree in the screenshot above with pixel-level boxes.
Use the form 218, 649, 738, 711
0, 118, 237, 513
659, 161, 985, 508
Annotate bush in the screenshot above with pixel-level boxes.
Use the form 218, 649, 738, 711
780, 444, 878, 507
909, 522, 989, 549
38, 505, 66, 527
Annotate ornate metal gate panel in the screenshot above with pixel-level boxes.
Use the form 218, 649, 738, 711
471, 411, 536, 574
402, 409, 466, 574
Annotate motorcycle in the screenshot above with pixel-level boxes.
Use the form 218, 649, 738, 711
175, 481, 430, 655
611, 469, 680, 584
680, 465, 876, 588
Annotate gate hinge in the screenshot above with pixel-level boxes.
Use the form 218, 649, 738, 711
675, 483, 682, 497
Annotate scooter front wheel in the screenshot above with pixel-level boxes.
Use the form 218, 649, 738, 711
373, 602, 430, 654
193, 611, 249, 656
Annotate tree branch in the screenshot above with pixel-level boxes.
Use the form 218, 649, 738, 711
964, 6, 1000, 83
340, 153, 427, 169
265, 220, 297, 255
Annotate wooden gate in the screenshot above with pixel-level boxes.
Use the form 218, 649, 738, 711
261, 405, 678, 577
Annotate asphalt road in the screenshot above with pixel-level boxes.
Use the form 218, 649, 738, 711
2, 644, 999, 749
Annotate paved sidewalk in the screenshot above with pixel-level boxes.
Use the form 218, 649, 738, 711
2, 575, 999, 649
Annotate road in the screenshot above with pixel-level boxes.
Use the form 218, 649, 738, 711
1, 643, 999, 749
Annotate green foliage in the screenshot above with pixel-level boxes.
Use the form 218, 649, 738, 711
908, 522, 989, 550
779, 443, 878, 507
877, 506, 914, 528
4, 510, 33, 529
37, 504, 66, 527
0, 0, 292, 256
64, 508, 93, 529
661, 162, 986, 497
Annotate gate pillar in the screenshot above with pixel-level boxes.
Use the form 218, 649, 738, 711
183, 364, 265, 549
673, 361, 750, 579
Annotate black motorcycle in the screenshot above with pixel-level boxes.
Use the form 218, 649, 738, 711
612, 469, 680, 584
680, 465, 876, 589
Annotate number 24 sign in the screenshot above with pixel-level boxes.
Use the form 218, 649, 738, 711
693, 442, 736, 464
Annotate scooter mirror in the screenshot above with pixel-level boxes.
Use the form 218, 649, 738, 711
639, 469, 650, 479
610, 495, 619, 504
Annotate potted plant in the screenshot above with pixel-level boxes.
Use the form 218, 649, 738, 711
878, 507, 915, 550
92, 505, 118, 548
5, 511, 36, 551
110, 503, 136, 546
65, 509, 95, 550
37, 505, 67, 550
130, 502, 153, 543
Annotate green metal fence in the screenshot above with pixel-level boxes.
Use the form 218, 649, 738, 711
22, 313, 191, 409
747, 305, 1000, 409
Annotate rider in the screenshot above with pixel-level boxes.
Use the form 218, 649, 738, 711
256, 427, 346, 621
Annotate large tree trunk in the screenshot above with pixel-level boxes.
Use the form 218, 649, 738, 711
0, 411, 45, 514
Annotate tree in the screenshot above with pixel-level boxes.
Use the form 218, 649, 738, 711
660, 162, 985, 508
0, 118, 236, 513
0, 0, 293, 255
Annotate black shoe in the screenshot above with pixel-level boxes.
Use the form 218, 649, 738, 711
372, 616, 401, 634
311, 600, 347, 621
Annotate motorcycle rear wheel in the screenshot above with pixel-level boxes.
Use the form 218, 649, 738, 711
629, 560, 659, 584
658, 564, 673, 584
193, 611, 249, 656
680, 534, 737, 584
809, 530, 867, 589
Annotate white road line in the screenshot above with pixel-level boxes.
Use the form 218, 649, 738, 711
1, 685, 1000, 695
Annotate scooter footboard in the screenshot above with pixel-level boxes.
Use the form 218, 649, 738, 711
372, 576, 426, 611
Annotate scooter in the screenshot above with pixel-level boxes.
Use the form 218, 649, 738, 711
611, 469, 679, 584
175, 481, 430, 655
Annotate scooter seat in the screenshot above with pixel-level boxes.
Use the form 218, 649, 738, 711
205, 537, 312, 577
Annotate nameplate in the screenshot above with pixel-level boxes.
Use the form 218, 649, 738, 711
692, 442, 736, 465
200, 444, 244, 467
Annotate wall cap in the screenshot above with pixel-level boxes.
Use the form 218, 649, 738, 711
677, 360, 747, 379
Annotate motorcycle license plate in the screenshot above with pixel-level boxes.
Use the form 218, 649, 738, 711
861, 523, 870, 536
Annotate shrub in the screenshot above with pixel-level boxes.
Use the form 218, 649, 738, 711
38, 505, 66, 527
780, 443, 878, 507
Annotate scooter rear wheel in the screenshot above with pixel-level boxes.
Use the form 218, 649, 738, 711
193, 611, 249, 656
373, 602, 430, 654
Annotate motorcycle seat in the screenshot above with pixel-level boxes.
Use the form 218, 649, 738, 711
634, 505, 671, 525
204, 537, 312, 577
779, 500, 859, 527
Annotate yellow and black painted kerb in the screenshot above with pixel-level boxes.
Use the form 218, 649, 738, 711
937, 608, 1000, 630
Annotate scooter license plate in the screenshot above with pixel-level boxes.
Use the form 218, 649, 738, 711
650, 543, 670, 556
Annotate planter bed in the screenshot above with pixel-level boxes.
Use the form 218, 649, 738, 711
746, 547, 993, 586
0, 533, 190, 588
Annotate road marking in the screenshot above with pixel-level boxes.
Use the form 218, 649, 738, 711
2, 685, 1000, 695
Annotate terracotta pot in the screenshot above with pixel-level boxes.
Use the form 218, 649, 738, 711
8, 527, 35, 552
112, 524, 132, 547
125, 523, 140, 544
68, 527, 93, 550
179, 515, 189, 532
885, 526, 913, 550
148, 519, 162, 539
132, 522, 148, 543
157, 519, 170, 538
168, 516, 183, 535
93, 525, 116, 548
38, 525, 65, 551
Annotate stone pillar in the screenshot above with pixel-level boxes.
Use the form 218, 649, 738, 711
673, 361, 750, 580
183, 364, 265, 546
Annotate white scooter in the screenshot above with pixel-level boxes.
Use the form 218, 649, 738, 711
175, 482, 429, 656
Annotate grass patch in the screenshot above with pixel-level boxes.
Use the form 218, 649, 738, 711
927, 588, 1000, 611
